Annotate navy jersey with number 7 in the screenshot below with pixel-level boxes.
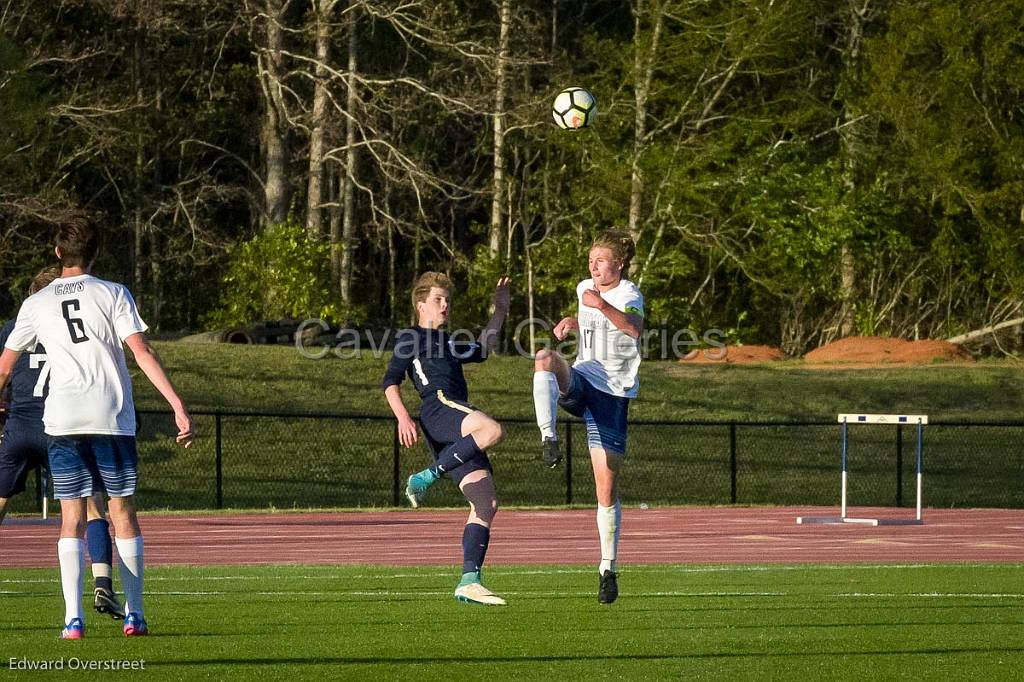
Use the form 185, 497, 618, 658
0, 319, 48, 423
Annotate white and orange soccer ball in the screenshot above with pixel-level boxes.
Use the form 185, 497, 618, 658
551, 87, 597, 130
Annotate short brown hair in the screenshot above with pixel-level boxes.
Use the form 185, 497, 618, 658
55, 215, 98, 268
591, 229, 636, 272
29, 266, 61, 295
411, 271, 452, 311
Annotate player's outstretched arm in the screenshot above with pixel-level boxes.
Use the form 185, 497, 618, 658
384, 385, 418, 447
124, 333, 194, 447
479, 276, 511, 353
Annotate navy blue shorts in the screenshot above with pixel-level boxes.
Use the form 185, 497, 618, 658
419, 390, 492, 486
0, 418, 48, 499
48, 435, 139, 500
558, 369, 631, 455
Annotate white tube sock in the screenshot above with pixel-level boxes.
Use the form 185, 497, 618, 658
57, 538, 84, 624
115, 536, 145, 618
533, 371, 559, 440
597, 500, 621, 574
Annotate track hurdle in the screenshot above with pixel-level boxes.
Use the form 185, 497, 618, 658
797, 414, 927, 526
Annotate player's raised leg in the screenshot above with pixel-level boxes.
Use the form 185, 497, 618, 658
453, 468, 505, 606
592, 447, 622, 604
405, 410, 503, 507
533, 349, 572, 467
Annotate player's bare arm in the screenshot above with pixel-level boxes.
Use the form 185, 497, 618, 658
384, 384, 419, 447
479, 277, 511, 352
0, 348, 22, 395
581, 288, 643, 339
123, 333, 194, 447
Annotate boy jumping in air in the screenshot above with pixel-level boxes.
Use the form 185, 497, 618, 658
532, 230, 644, 604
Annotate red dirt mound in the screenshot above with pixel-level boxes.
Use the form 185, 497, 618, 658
803, 336, 973, 364
679, 344, 787, 364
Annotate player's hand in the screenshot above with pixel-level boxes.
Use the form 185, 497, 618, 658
582, 288, 606, 310
492, 276, 510, 312
175, 411, 194, 448
397, 415, 419, 447
553, 316, 579, 341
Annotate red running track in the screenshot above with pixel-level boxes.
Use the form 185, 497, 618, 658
1, 507, 1022, 569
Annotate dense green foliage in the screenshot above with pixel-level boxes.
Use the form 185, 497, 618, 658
1, 1, 1021, 355
204, 221, 349, 327
3, 564, 1022, 680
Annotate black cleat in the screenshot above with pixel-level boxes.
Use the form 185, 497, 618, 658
93, 586, 125, 620
541, 437, 562, 468
598, 570, 618, 604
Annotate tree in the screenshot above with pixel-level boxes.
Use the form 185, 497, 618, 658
305, 0, 339, 237
251, 0, 293, 228
863, 0, 1024, 339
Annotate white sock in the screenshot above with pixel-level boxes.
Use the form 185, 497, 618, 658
115, 536, 145, 618
57, 538, 84, 624
92, 563, 112, 581
533, 371, 559, 440
597, 500, 621, 574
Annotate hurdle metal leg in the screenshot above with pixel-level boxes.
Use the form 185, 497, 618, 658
840, 420, 848, 519
915, 420, 923, 522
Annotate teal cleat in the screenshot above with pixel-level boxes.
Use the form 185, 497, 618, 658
405, 468, 439, 508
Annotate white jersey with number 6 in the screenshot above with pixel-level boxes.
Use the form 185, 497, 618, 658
4, 274, 147, 436
572, 278, 644, 398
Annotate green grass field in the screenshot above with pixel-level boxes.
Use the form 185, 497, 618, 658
3, 563, 1022, 680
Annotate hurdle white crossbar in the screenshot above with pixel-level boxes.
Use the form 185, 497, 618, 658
796, 414, 926, 526
838, 414, 929, 426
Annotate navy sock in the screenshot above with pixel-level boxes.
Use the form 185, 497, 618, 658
461, 522, 490, 575
431, 434, 485, 476
86, 519, 113, 591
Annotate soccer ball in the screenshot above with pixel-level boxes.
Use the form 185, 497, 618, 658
551, 87, 597, 130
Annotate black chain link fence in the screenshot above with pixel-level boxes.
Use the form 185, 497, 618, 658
6, 410, 1024, 513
